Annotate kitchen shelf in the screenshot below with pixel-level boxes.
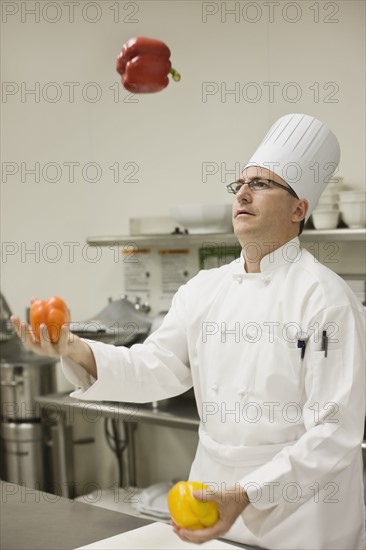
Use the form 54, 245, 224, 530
36, 392, 200, 430
87, 228, 366, 247
300, 228, 366, 242
87, 233, 239, 247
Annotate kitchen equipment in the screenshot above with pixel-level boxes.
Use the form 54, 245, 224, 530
129, 216, 182, 235
363, 439, 366, 503
339, 201, 366, 228
1, 349, 57, 421
314, 202, 339, 211
69, 296, 152, 346
132, 481, 173, 519
1, 422, 45, 488
311, 209, 340, 230
317, 192, 339, 204
170, 204, 233, 234
0, 292, 58, 490
338, 191, 366, 202
0, 292, 15, 342
326, 175, 346, 190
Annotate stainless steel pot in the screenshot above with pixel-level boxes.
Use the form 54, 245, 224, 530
0, 292, 14, 343
1, 421, 45, 489
0, 340, 57, 421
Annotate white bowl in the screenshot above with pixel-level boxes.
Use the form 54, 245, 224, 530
314, 201, 339, 211
129, 216, 182, 235
318, 192, 339, 203
326, 180, 348, 192
312, 209, 339, 230
170, 204, 233, 234
329, 176, 344, 184
338, 191, 366, 203
339, 201, 366, 228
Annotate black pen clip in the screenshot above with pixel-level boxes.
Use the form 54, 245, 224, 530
321, 330, 328, 358
297, 339, 306, 359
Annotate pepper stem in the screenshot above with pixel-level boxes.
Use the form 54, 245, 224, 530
170, 68, 181, 82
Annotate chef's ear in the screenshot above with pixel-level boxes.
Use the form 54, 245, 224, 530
291, 198, 308, 225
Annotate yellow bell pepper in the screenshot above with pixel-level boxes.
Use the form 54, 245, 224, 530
168, 481, 219, 530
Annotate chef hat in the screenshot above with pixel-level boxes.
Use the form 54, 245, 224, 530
244, 113, 340, 220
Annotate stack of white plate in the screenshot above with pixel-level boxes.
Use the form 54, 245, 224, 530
338, 190, 366, 229
311, 177, 346, 230
129, 216, 182, 235
170, 204, 233, 234
75, 482, 173, 521
312, 177, 366, 229
132, 481, 173, 520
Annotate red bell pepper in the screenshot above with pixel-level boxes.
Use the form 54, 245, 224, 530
116, 37, 180, 93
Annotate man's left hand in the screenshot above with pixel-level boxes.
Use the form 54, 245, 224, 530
171, 483, 250, 544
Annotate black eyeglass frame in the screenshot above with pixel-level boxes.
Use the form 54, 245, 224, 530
227, 179, 299, 199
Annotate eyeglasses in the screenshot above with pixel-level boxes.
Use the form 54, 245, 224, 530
227, 178, 299, 199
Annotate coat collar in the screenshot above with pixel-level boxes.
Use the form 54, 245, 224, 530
231, 237, 301, 280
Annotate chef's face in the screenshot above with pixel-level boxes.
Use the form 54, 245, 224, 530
232, 166, 307, 243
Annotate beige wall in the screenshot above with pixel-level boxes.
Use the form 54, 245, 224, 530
1, 1, 365, 492
2, 0, 365, 320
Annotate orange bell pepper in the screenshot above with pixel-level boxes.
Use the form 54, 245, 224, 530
30, 296, 70, 344
168, 481, 219, 530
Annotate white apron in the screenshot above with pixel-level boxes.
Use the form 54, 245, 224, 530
190, 426, 365, 550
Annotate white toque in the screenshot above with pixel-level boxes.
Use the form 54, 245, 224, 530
244, 113, 341, 220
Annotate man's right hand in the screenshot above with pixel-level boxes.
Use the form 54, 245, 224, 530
10, 315, 98, 379
11, 315, 72, 357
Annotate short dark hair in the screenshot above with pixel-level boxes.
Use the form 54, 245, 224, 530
287, 184, 305, 235
298, 219, 305, 235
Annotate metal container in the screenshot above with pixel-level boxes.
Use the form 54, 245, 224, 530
69, 296, 152, 346
363, 439, 366, 503
1, 422, 45, 489
0, 349, 58, 421
0, 293, 59, 490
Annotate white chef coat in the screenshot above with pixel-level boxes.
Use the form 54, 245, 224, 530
62, 237, 365, 550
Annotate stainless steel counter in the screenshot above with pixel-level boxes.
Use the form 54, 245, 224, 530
1, 481, 256, 549
1, 480, 151, 550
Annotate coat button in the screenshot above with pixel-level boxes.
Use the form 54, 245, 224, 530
238, 389, 246, 398
211, 384, 218, 392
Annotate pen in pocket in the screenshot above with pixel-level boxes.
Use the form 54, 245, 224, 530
321, 330, 328, 358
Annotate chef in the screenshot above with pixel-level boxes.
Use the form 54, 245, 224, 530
12, 114, 365, 550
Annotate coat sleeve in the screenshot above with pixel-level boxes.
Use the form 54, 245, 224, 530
239, 302, 365, 536
61, 286, 193, 402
